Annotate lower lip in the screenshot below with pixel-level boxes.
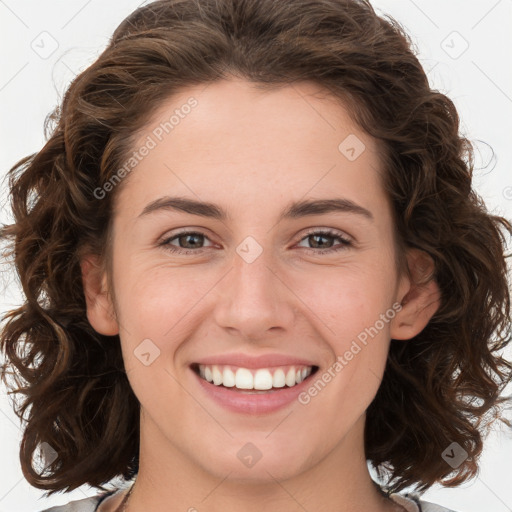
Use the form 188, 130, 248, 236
191, 367, 317, 415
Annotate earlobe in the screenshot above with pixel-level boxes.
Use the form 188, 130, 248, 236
390, 249, 441, 340
80, 255, 119, 336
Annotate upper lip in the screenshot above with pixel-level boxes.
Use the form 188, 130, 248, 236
192, 353, 318, 369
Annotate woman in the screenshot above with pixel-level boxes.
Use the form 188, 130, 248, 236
1, 1, 511, 511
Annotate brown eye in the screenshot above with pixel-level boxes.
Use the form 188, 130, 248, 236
160, 231, 214, 254
296, 230, 352, 254
174, 233, 205, 249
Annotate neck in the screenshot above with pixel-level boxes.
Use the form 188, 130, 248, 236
122, 411, 399, 512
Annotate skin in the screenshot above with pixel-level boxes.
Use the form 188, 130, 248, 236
82, 78, 440, 512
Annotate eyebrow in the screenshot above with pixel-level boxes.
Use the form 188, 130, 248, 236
138, 196, 374, 221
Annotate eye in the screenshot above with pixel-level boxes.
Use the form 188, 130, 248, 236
296, 229, 353, 254
159, 231, 214, 255
158, 228, 353, 255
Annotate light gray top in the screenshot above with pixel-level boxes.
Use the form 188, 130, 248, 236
39, 488, 459, 512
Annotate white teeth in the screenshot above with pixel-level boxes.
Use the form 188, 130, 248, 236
223, 367, 236, 387
212, 365, 223, 385
273, 369, 286, 388
235, 368, 253, 389
196, 364, 314, 390
285, 368, 296, 387
253, 369, 273, 390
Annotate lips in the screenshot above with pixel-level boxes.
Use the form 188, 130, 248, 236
192, 352, 318, 369
189, 353, 321, 414
192, 363, 318, 390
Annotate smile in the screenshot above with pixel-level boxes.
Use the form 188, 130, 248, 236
192, 363, 319, 391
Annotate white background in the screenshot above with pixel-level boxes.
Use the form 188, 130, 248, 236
1, 1, 511, 511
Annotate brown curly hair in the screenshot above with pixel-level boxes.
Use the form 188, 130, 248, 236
1, 0, 511, 498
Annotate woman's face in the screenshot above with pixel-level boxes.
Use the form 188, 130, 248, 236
84, 78, 436, 484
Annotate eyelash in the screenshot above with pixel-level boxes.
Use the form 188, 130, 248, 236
158, 228, 353, 255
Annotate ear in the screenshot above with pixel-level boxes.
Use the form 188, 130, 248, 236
80, 254, 119, 336
390, 248, 441, 340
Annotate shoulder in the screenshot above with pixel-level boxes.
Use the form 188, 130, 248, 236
38, 495, 101, 512
38, 490, 116, 512
418, 501, 460, 512
390, 492, 461, 512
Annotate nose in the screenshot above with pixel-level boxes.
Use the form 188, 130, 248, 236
213, 243, 296, 340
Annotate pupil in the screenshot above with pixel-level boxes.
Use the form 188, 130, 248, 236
311, 234, 331, 248
181, 234, 202, 248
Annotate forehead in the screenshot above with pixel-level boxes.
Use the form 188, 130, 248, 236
115, 78, 388, 221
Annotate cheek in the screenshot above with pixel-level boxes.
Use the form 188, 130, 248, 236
114, 257, 207, 337
291, 261, 397, 344
114, 265, 202, 403
297, 268, 396, 418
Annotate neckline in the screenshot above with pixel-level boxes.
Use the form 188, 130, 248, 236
389, 493, 421, 512
94, 487, 421, 512
94, 488, 125, 511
